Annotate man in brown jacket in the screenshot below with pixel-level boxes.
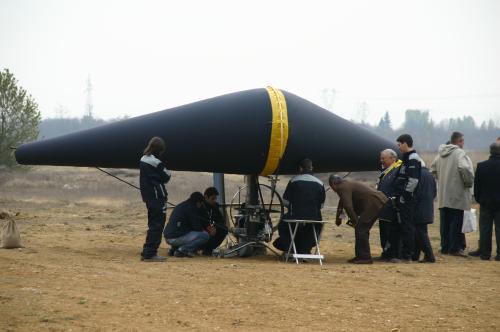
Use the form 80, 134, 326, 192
330, 175, 389, 264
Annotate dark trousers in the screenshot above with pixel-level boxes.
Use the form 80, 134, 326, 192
479, 205, 500, 259
141, 201, 166, 258
440, 207, 464, 254
274, 221, 323, 254
386, 221, 402, 259
399, 200, 416, 260
354, 217, 377, 260
201, 225, 228, 254
379, 220, 390, 254
379, 220, 401, 259
413, 224, 435, 261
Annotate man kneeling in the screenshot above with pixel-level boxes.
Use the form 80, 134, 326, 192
164, 192, 209, 257
199, 187, 228, 256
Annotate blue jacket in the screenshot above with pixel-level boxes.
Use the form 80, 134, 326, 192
415, 167, 436, 224
394, 150, 423, 203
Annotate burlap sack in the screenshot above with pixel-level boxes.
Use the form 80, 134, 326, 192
1, 219, 23, 249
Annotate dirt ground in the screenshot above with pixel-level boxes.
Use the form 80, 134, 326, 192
1, 165, 499, 331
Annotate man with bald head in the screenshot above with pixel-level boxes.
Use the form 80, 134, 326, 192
377, 149, 402, 261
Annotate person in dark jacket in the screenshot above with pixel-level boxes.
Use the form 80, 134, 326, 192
163, 192, 209, 257
394, 134, 423, 262
470, 142, 500, 261
377, 149, 402, 261
331, 176, 389, 264
199, 187, 228, 256
273, 159, 326, 255
140, 137, 171, 262
412, 166, 437, 263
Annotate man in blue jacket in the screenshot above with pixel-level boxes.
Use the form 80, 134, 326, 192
377, 149, 402, 261
164, 192, 209, 257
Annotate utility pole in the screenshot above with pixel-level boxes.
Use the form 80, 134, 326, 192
84, 75, 93, 119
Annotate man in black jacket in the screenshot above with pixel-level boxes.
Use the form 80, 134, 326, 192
199, 187, 228, 256
140, 137, 171, 262
377, 149, 402, 261
413, 166, 437, 263
394, 134, 423, 262
163, 192, 209, 257
471, 142, 500, 261
273, 159, 326, 254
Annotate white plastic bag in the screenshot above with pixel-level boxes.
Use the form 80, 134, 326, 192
462, 209, 477, 233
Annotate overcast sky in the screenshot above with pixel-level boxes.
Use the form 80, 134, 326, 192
1, 0, 499, 127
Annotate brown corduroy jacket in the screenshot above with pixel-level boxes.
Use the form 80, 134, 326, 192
335, 180, 389, 224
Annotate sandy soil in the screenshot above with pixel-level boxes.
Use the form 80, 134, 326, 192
0, 166, 499, 331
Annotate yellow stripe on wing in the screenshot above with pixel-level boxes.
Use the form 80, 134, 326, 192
261, 86, 289, 175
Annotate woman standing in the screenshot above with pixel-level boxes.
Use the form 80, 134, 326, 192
140, 137, 171, 262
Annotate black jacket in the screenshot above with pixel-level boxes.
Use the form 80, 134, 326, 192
377, 162, 401, 221
200, 202, 226, 228
394, 150, 422, 203
139, 154, 171, 203
283, 173, 325, 221
163, 199, 204, 239
415, 167, 436, 224
474, 154, 500, 208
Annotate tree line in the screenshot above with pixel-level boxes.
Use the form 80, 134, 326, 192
358, 110, 499, 151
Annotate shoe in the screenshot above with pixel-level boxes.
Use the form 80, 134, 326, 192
174, 249, 194, 258
480, 256, 490, 261
449, 250, 467, 257
141, 255, 166, 262
347, 257, 359, 263
419, 258, 436, 263
401, 259, 413, 264
468, 249, 481, 257
352, 259, 373, 264
389, 258, 401, 263
495, 256, 500, 261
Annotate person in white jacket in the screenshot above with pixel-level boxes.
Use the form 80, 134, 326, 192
431, 132, 474, 257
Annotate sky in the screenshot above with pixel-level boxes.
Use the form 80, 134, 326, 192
1, 0, 500, 128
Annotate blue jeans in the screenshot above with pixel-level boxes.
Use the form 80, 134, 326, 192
166, 231, 209, 253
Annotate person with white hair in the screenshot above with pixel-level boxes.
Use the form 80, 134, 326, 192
376, 149, 402, 261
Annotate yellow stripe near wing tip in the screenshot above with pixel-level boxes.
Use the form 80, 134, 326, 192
261, 86, 289, 176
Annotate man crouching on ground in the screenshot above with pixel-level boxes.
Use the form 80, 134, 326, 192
164, 192, 209, 257
199, 187, 228, 256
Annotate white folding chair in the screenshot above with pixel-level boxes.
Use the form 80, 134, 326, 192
283, 219, 326, 265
